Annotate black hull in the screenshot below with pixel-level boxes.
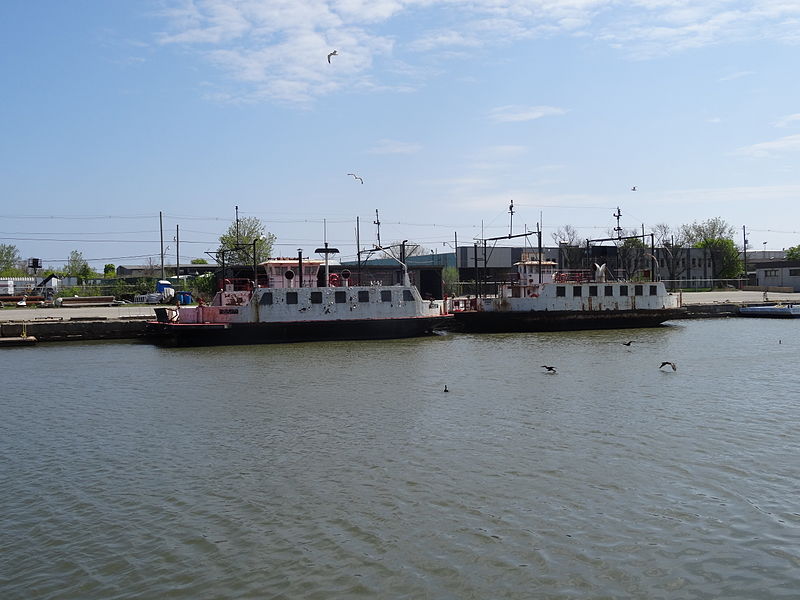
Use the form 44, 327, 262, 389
146, 316, 450, 347
453, 308, 686, 333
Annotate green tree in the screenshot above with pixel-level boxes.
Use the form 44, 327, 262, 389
0, 243, 22, 274
680, 218, 741, 279
190, 258, 208, 264
441, 266, 459, 297
697, 237, 742, 279
65, 250, 96, 283
104, 263, 116, 277
217, 216, 276, 265
785, 245, 800, 261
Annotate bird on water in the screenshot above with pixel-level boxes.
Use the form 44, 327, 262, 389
659, 361, 677, 371
443, 385, 449, 392
327, 50, 338, 63
541, 365, 557, 374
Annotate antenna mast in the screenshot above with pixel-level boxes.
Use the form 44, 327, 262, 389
374, 209, 381, 248
613, 207, 623, 239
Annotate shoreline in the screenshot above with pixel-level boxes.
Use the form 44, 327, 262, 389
2, 290, 799, 343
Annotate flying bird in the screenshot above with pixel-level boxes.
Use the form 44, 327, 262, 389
541, 365, 557, 374
631, 186, 637, 191
659, 361, 677, 371
623, 340, 634, 346
327, 50, 338, 63
347, 173, 364, 184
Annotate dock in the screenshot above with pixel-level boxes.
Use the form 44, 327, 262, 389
1, 290, 799, 345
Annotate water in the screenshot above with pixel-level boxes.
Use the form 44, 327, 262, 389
2, 319, 799, 599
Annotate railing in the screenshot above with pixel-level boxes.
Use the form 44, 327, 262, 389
661, 278, 748, 291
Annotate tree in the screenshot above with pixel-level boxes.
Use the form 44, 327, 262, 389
217, 216, 276, 265
551, 225, 584, 269
65, 250, 96, 283
104, 264, 116, 277
652, 223, 688, 283
386, 240, 429, 261
697, 237, 741, 279
680, 217, 740, 279
441, 265, 460, 297
190, 258, 208, 264
0, 243, 22, 274
785, 245, 800, 261
613, 229, 646, 279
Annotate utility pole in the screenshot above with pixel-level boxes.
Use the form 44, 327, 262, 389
508, 199, 514, 237
742, 225, 748, 280
175, 224, 180, 288
159, 211, 165, 280
374, 209, 381, 248
235, 205, 240, 245
613, 207, 623, 239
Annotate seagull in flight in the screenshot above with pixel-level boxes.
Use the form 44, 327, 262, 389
622, 340, 634, 346
541, 365, 557, 374
347, 173, 364, 184
659, 361, 677, 371
327, 50, 338, 63
631, 186, 637, 191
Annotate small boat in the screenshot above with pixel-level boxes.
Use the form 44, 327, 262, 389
738, 304, 800, 319
146, 256, 450, 346
453, 254, 685, 333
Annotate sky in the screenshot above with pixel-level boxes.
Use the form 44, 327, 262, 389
2, 0, 800, 269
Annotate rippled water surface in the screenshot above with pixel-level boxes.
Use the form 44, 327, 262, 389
3, 319, 800, 599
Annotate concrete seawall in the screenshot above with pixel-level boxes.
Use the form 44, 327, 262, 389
0, 318, 149, 342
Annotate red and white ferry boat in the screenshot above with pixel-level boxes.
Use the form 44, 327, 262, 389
147, 257, 450, 346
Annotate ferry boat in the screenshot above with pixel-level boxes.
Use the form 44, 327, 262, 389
453, 254, 685, 333
738, 304, 800, 318
146, 257, 450, 346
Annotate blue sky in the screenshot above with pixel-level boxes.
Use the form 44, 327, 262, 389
2, 0, 799, 269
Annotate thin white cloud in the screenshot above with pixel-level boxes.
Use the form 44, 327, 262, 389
489, 105, 567, 123
368, 139, 422, 154
718, 70, 755, 82
773, 113, 800, 128
735, 134, 800, 158
157, 1, 800, 103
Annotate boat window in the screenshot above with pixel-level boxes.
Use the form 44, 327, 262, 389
260, 292, 273, 305
588, 286, 598, 296
556, 286, 566, 297
634, 285, 643, 296
381, 290, 392, 302
311, 291, 322, 304
402, 289, 414, 301
765, 269, 778, 277
604, 286, 614, 297
619, 285, 628, 296
649, 285, 658, 296
335, 291, 346, 303
790, 269, 800, 276
286, 291, 298, 304
358, 290, 370, 302
573, 286, 582, 297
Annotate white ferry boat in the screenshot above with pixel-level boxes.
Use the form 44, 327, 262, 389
453, 254, 685, 332
146, 257, 450, 346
